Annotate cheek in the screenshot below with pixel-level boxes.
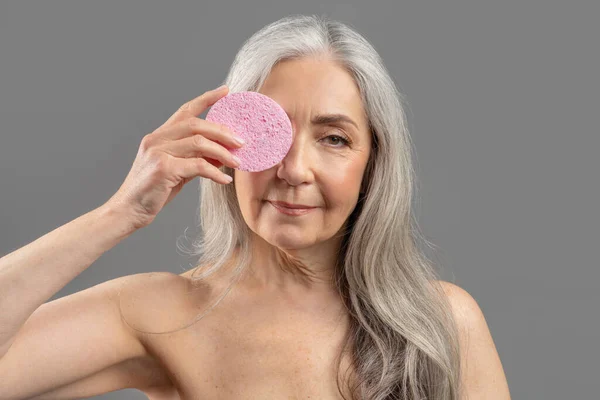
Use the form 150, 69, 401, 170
234, 172, 268, 210
322, 163, 364, 209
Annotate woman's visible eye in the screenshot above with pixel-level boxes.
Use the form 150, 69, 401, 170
321, 132, 352, 147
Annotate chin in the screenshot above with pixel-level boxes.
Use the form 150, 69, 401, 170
264, 231, 317, 250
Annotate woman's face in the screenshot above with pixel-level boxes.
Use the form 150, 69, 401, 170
234, 56, 371, 252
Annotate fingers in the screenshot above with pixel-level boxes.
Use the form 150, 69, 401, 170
140, 84, 242, 186
159, 134, 241, 169
160, 85, 229, 129
156, 116, 243, 150
174, 157, 234, 185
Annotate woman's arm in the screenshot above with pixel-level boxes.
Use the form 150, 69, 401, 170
0, 203, 137, 358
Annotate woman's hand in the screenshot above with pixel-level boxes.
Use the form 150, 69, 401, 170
105, 85, 244, 230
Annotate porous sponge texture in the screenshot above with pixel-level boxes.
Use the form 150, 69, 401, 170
205, 91, 293, 172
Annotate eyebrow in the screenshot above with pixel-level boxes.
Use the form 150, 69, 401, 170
286, 112, 359, 131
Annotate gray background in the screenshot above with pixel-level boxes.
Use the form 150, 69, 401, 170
1, 1, 598, 399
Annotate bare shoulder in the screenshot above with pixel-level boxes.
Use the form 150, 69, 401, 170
118, 271, 202, 335
119, 271, 191, 303
437, 280, 482, 324
436, 280, 512, 399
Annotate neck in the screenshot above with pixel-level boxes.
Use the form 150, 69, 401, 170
222, 235, 343, 298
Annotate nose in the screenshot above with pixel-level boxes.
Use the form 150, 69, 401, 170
275, 133, 314, 187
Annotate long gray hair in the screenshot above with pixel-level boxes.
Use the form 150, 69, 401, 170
177, 14, 462, 400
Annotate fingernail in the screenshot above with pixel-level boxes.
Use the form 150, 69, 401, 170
233, 136, 245, 145
215, 84, 227, 91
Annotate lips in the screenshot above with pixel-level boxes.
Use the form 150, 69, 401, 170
270, 201, 316, 209
268, 201, 317, 216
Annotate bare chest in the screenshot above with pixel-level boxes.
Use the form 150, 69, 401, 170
142, 290, 356, 399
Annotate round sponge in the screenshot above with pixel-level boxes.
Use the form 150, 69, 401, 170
205, 91, 293, 172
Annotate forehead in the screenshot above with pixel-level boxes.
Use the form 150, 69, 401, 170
257, 58, 368, 130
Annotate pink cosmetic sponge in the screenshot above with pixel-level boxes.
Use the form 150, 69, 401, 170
205, 91, 293, 172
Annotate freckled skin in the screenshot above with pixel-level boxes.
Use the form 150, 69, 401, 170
233, 56, 372, 296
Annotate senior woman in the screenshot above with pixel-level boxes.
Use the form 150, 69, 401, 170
0, 14, 510, 400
